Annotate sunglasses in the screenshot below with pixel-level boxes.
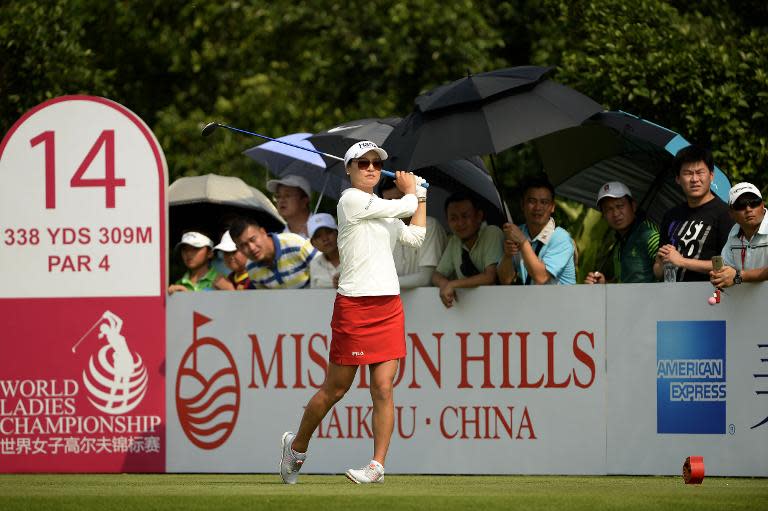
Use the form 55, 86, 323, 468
354, 159, 383, 170
732, 198, 763, 211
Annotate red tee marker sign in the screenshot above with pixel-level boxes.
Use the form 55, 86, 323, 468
0, 96, 167, 472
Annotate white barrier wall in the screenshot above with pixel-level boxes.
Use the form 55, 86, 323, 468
606, 282, 768, 476
166, 284, 768, 476
167, 285, 606, 474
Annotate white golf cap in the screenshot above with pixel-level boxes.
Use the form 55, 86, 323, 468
266, 174, 312, 198
307, 213, 338, 239
728, 182, 762, 205
596, 181, 632, 206
214, 230, 237, 252
176, 231, 213, 249
343, 140, 388, 168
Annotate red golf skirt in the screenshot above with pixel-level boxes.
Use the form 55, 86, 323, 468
330, 294, 406, 365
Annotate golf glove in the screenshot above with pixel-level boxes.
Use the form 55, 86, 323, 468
413, 174, 427, 198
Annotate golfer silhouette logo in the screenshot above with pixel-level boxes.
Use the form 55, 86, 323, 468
175, 312, 241, 450
74, 310, 148, 415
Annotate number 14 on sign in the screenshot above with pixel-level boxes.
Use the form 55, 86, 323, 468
30, 130, 126, 209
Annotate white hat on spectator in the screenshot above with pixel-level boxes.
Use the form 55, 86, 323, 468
596, 181, 632, 207
214, 231, 237, 252
266, 174, 312, 198
176, 231, 213, 249
728, 182, 762, 206
307, 213, 338, 239
343, 140, 388, 167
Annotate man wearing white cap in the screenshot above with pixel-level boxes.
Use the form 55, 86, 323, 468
307, 213, 340, 288
168, 231, 229, 294
267, 174, 312, 238
710, 182, 768, 288
653, 145, 734, 282
585, 181, 659, 284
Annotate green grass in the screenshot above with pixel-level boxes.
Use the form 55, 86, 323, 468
1, 474, 766, 511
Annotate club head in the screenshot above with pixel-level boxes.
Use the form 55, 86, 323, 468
201, 122, 220, 137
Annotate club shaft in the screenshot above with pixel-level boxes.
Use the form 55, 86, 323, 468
72, 318, 101, 352
217, 124, 343, 161
214, 123, 428, 188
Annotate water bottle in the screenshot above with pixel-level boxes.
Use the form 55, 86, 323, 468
663, 263, 677, 283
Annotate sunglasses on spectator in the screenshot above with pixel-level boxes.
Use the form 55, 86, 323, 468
732, 198, 763, 211
353, 159, 383, 170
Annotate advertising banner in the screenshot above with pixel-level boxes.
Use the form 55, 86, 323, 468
0, 96, 167, 472
606, 282, 768, 476
166, 286, 606, 474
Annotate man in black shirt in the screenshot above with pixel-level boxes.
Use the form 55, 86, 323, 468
653, 145, 734, 282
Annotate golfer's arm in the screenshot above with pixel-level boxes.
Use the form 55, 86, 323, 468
497, 254, 517, 285
409, 199, 426, 228
520, 240, 550, 284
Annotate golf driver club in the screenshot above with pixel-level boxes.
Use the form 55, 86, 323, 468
201, 121, 428, 188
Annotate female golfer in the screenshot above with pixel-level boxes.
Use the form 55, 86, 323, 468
280, 140, 427, 484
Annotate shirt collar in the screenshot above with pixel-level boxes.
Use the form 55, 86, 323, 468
758, 209, 768, 235
524, 217, 556, 245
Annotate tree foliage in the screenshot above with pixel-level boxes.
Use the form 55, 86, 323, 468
530, 0, 768, 180
2, 0, 766, 278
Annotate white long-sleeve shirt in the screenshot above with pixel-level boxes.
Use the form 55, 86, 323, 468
336, 188, 426, 296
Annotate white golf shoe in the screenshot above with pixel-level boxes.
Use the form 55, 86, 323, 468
345, 461, 385, 484
279, 432, 305, 484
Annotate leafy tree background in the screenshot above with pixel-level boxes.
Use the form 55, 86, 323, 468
2, 0, 766, 279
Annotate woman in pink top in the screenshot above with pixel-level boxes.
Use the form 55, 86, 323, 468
280, 141, 427, 485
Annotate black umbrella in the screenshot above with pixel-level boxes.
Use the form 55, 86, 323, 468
384, 65, 603, 171
309, 117, 401, 165
535, 111, 731, 224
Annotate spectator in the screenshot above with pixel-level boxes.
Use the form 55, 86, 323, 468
380, 178, 448, 288
267, 175, 312, 238
214, 230, 253, 290
584, 181, 659, 284
432, 192, 504, 308
230, 217, 317, 289
710, 182, 768, 288
497, 175, 576, 285
168, 231, 229, 294
307, 213, 340, 289
653, 145, 734, 281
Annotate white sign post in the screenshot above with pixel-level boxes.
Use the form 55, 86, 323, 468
0, 96, 168, 473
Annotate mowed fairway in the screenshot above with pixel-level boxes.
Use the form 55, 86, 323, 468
1, 474, 767, 511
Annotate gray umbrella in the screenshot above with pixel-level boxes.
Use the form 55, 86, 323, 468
169, 173, 285, 242
242, 133, 349, 207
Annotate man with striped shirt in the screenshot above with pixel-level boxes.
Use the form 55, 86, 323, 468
585, 181, 660, 284
230, 217, 317, 289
